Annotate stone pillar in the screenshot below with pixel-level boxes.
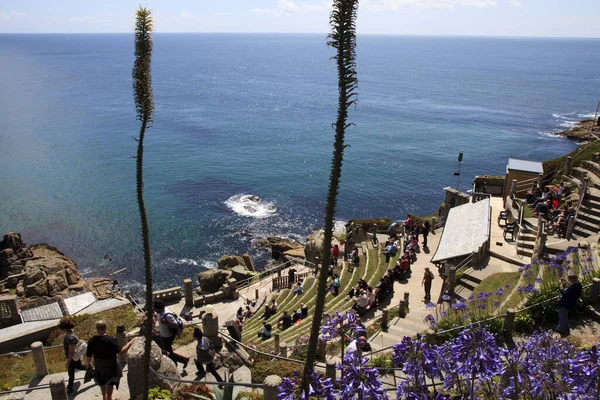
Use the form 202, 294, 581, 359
565, 156, 573, 176
116, 323, 127, 364
317, 337, 327, 361
431, 217, 436, 233
510, 179, 517, 197
425, 329, 436, 345
274, 332, 280, 354
255, 289, 259, 300
504, 309, 516, 340
31, 341, 48, 377
280, 343, 288, 358
326, 360, 336, 386
49, 377, 67, 400
183, 279, 193, 306
537, 173, 543, 187
519, 200, 527, 226
590, 278, 600, 304
264, 375, 282, 400
381, 309, 389, 329
403, 292, 410, 308
202, 312, 222, 350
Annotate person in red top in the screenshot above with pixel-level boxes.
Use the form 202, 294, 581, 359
331, 244, 340, 267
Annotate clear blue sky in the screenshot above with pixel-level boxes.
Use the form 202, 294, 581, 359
0, 0, 599, 38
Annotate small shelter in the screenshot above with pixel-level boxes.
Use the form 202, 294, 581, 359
503, 158, 543, 198
431, 197, 491, 266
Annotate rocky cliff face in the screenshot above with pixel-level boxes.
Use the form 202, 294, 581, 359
558, 119, 600, 141
0, 232, 85, 306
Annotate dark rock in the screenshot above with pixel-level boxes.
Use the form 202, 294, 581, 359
197, 269, 231, 294
1, 232, 23, 251
217, 255, 246, 269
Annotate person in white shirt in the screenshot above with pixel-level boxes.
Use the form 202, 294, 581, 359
345, 336, 367, 360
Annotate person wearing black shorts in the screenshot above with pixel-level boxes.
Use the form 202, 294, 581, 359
86, 320, 134, 400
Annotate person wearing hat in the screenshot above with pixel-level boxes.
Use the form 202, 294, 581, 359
153, 301, 189, 369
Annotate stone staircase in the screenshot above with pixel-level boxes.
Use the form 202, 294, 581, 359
570, 160, 600, 238
368, 309, 430, 352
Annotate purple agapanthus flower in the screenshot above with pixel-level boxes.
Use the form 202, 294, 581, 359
337, 352, 388, 400
277, 370, 335, 400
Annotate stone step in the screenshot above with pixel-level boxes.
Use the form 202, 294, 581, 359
576, 210, 600, 226
586, 191, 600, 204
573, 227, 594, 238
517, 248, 533, 258
580, 203, 600, 218
394, 315, 427, 333
575, 217, 600, 234
489, 250, 528, 267
368, 331, 405, 350
518, 232, 536, 241
585, 197, 600, 210
387, 324, 419, 339
518, 241, 535, 250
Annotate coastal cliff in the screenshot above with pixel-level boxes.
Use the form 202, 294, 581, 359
557, 119, 600, 140
0, 232, 116, 307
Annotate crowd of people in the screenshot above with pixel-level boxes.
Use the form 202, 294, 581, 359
257, 302, 309, 339
525, 183, 574, 236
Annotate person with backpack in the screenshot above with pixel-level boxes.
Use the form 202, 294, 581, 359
60, 319, 86, 393
193, 328, 224, 383
154, 301, 189, 369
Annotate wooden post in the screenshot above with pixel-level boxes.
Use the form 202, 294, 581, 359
537, 173, 543, 188
399, 300, 408, 318
31, 341, 48, 377
431, 217, 436, 233
255, 289, 259, 300
510, 179, 517, 197
326, 360, 337, 386
565, 156, 573, 176
504, 309, 516, 340
448, 267, 456, 296
274, 332, 280, 354
403, 292, 410, 309
49, 377, 67, 400
537, 230, 547, 258
381, 309, 389, 329
590, 278, 600, 304
264, 375, 283, 400
318, 336, 327, 361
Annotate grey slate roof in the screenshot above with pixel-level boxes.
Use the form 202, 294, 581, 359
431, 198, 491, 263
507, 158, 544, 174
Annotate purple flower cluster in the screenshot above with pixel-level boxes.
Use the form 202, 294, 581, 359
321, 311, 362, 343
278, 370, 335, 400
278, 327, 600, 399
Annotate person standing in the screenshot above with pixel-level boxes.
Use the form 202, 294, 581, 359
422, 267, 435, 301
154, 301, 189, 369
422, 220, 430, 248
86, 320, 134, 400
193, 328, 224, 383
331, 244, 340, 267
60, 319, 85, 393
555, 274, 582, 334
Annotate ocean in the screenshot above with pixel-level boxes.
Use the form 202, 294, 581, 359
0, 33, 598, 295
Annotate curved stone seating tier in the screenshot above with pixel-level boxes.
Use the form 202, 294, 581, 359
275, 243, 392, 346
243, 277, 317, 336
245, 248, 367, 345
265, 242, 383, 345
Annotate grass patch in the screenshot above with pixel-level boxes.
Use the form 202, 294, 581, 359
543, 140, 600, 185
501, 264, 540, 314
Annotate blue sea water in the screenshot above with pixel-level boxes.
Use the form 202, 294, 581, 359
0, 33, 598, 294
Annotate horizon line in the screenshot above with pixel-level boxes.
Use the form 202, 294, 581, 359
1, 31, 599, 40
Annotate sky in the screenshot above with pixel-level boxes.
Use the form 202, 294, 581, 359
0, 0, 599, 38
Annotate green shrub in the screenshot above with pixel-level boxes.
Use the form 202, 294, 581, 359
513, 311, 536, 334
250, 360, 299, 384
146, 387, 172, 400
352, 218, 392, 232
368, 353, 394, 376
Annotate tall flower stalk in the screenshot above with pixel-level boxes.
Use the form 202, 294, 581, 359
302, 0, 359, 393
133, 7, 154, 400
